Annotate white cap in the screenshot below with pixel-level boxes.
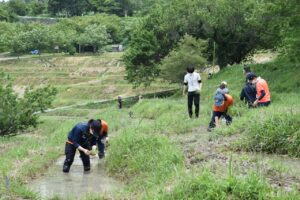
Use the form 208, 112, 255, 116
221, 81, 227, 86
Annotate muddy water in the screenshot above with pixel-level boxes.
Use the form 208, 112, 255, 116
28, 155, 121, 199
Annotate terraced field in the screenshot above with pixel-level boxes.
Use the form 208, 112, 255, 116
0, 53, 177, 107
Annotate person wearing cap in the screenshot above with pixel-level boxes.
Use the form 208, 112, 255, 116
183, 64, 202, 118
246, 73, 271, 107
96, 119, 109, 159
216, 81, 229, 94
62, 119, 101, 173
240, 81, 256, 107
240, 65, 256, 107
207, 92, 234, 131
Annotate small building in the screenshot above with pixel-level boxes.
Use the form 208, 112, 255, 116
111, 44, 123, 52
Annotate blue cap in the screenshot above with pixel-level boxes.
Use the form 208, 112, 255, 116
214, 93, 224, 106
246, 72, 257, 81
91, 120, 101, 137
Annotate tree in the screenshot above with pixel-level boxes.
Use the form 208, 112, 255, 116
123, 0, 300, 86
10, 24, 55, 54
29, 1, 47, 16
160, 35, 208, 83
48, 0, 92, 16
0, 3, 17, 22
76, 24, 111, 52
123, 28, 160, 87
8, 0, 29, 16
0, 22, 16, 52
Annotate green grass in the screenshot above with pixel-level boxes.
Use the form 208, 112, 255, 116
1, 55, 300, 199
107, 129, 184, 187
235, 112, 300, 157
158, 170, 300, 200
0, 118, 77, 198
0, 53, 176, 107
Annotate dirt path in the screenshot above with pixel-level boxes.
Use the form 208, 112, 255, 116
172, 126, 300, 191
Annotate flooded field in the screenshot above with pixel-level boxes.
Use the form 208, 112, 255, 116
28, 155, 121, 199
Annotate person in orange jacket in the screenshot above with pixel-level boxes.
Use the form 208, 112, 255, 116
207, 92, 234, 132
246, 73, 271, 107
96, 119, 109, 159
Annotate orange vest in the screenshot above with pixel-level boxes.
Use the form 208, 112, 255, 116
256, 78, 271, 103
101, 120, 108, 135
213, 94, 234, 112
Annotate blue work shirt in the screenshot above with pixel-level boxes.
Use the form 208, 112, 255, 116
67, 123, 96, 148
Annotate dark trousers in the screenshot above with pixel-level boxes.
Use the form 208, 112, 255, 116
187, 91, 200, 118
208, 111, 232, 129
258, 101, 271, 107
63, 142, 90, 173
97, 136, 106, 159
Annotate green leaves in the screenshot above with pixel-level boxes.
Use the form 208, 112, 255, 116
123, 29, 160, 87
0, 83, 57, 136
76, 24, 112, 52
160, 34, 208, 83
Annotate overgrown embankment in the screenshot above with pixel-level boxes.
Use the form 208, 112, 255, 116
1, 57, 300, 199
105, 57, 300, 199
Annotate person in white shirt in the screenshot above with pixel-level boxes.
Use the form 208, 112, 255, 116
183, 65, 202, 118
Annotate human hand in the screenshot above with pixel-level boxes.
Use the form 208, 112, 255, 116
90, 145, 97, 156
253, 100, 258, 106
84, 149, 90, 155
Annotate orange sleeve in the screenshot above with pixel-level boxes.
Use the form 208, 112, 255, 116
256, 82, 264, 97
101, 120, 108, 135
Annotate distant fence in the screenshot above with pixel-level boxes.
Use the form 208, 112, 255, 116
18, 16, 59, 24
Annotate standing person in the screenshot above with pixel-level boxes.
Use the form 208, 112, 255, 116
183, 64, 202, 118
246, 73, 271, 107
62, 119, 101, 173
207, 92, 234, 132
117, 96, 122, 109
216, 81, 229, 94
240, 82, 256, 107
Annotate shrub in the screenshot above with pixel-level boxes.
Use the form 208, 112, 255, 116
0, 84, 57, 136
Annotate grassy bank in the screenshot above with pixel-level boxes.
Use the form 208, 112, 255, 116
1, 56, 300, 199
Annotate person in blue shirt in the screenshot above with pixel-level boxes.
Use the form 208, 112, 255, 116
62, 119, 101, 173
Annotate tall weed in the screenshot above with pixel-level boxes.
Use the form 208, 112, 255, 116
238, 112, 300, 157
106, 128, 184, 187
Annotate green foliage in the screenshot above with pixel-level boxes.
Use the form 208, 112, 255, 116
0, 3, 17, 22
160, 34, 208, 83
8, 0, 29, 16
123, 0, 300, 86
123, 28, 160, 86
0, 84, 57, 136
238, 112, 300, 157
160, 171, 298, 200
28, 1, 47, 16
106, 129, 184, 186
48, 0, 91, 17
278, 0, 300, 62
77, 24, 112, 52
0, 22, 16, 52
9, 24, 56, 54
0, 14, 126, 54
